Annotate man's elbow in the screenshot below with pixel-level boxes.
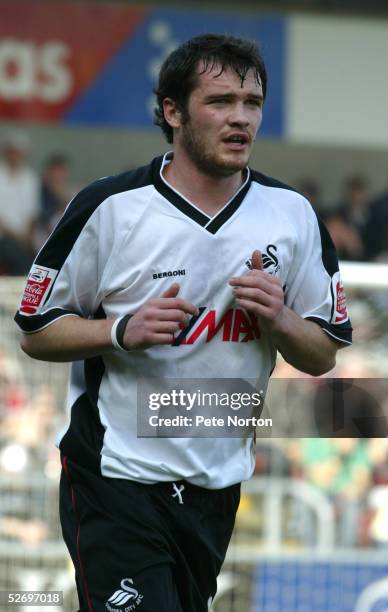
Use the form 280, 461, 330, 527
306, 354, 337, 377
308, 361, 336, 377
20, 334, 44, 360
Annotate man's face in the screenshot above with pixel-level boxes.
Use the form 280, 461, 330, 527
4, 145, 26, 168
177, 64, 263, 177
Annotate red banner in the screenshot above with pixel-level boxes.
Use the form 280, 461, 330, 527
0, 0, 147, 121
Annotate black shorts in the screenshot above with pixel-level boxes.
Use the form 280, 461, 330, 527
59, 455, 240, 612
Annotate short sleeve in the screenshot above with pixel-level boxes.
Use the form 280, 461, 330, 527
14, 182, 113, 334
284, 200, 352, 345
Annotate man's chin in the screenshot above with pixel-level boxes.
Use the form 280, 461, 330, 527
213, 154, 249, 176
183, 139, 249, 177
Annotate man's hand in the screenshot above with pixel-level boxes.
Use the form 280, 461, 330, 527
229, 249, 284, 333
20, 283, 199, 362
229, 249, 340, 375
122, 283, 199, 350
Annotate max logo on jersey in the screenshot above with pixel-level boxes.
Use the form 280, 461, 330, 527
173, 307, 260, 346
245, 244, 280, 274
19, 265, 58, 316
106, 578, 143, 612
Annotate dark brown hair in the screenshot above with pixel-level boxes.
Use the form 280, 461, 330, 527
154, 33, 267, 143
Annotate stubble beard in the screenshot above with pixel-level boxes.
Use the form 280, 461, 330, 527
180, 120, 249, 178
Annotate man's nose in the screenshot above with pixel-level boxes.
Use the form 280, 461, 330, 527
228, 103, 250, 126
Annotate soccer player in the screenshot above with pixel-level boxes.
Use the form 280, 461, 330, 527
15, 34, 351, 612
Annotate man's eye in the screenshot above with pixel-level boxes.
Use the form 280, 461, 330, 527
247, 99, 262, 107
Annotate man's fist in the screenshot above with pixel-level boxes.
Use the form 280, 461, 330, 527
229, 249, 284, 332
120, 283, 199, 350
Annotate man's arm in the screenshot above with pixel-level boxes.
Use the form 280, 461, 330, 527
269, 306, 339, 376
20, 315, 115, 362
229, 250, 341, 376
21, 283, 198, 362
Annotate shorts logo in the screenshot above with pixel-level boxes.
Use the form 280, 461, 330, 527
19, 265, 58, 316
331, 271, 348, 324
106, 578, 143, 611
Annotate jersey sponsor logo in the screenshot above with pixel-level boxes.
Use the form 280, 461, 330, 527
152, 268, 186, 279
174, 307, 261, 345
106, 578, 143, 611
332, 271, 348, 323
245, 244, 280, 274
19, 265, 58, 316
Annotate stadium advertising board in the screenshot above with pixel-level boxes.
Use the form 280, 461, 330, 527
0, 1, 285, 136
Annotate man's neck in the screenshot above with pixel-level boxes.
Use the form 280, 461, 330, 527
162, 151, 245, 218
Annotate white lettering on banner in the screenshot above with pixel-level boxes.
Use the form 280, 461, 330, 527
38, 42, 73, 102
0, 39, 34, 99
0, 39, 73, 102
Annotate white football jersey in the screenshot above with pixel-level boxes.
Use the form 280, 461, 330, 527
15, 153, 352, 489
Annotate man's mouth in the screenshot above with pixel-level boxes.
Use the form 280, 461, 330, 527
222, 134, 250, 148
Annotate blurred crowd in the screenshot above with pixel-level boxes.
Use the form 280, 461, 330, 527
249, 436, 388, 550
0, 130, 388, 275
0, 131, 77, 276
0, 349, 65, 547
295, 175, 388, 263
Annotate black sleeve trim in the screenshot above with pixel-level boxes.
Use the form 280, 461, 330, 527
14, 308, 79, 333
34, 162, 154, 272
305, 316, 353, 345
250, 169, 299, 193
314, 214, 340, 277
14, 161, 155, 327
251, 170, 340, 277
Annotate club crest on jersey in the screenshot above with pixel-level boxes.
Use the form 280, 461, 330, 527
245, 244, 280, 275
105, 578, 143, 612
331, 271, 349, 323
19, 265, 58, 316
173, 307, 261, 345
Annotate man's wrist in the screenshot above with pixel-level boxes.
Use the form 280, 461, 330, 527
111, 315, 133, 352
268, 306, 290, 339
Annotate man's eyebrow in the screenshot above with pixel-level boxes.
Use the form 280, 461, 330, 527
204, 93, 263, 101
204, 93, 235, 100
246, 94, 264, 102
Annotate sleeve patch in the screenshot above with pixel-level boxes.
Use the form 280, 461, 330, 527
331, 271, 349, 324
19, 265, 58, 316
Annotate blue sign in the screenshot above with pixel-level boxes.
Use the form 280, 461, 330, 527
252, 559, 388, 611
65, 8, 285, 137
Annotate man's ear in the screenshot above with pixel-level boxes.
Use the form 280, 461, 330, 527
162, 98, 182, 130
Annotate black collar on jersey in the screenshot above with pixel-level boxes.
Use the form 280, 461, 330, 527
152, 153, 252, 234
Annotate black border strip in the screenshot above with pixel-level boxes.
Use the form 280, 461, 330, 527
206, 178, 252, 234
306, 316, 352, 345
15, 308, 78, 333
153, 175, 210, 227
153, 155, 252, 233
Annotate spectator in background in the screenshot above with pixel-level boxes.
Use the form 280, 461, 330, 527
34, 154, 73, 247
297, 438, 372, 547
0, 132, 39, 275
312, 378, 388, 438
325, 174, 370, 261
367, 440, 388, 548
363, 187, 388, 261
295, 178, 323, 212
0, 352, 58, 546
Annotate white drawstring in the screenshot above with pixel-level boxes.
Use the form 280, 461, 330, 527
171, 482, 185, 504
